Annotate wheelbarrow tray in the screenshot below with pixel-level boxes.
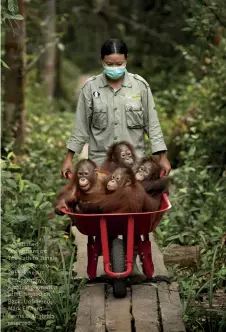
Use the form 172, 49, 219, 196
61, 193, 171, 283
64, 193, 171, 236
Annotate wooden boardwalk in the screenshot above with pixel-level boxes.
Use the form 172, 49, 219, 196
72, 227, 186, 332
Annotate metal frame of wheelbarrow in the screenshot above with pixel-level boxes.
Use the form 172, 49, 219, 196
61, 193, 171, 280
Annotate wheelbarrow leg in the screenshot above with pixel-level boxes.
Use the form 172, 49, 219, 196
100, 217, 134, 278
87, 236, 101, 279
137, 234, 154, 278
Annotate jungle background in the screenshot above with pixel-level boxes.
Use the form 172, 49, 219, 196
1, 0, 226, 331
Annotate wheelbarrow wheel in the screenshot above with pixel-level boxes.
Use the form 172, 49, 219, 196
111, 238, 127, 298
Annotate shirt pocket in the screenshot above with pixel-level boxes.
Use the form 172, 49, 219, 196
125, 101, 144, 129
92, 104, 108, 130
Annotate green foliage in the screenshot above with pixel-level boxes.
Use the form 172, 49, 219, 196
154, 1, 226, 330
7, 0, 18, 13
0, 0, 24, 24
60, 58, 82, 105
1, 87, 85, 330
178, 245, 226, 331
157, 167, 226, 246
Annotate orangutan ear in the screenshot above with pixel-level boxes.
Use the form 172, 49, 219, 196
95, 168, 98, 174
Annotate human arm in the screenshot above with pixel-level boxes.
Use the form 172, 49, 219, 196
63, 85, 92, 177
141, 85, 166, 153
141, 84, 171, 175
61, 150, 75, 178
155, 151, 171, 176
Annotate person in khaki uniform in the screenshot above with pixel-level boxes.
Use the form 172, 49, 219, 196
61, 39, 171, 177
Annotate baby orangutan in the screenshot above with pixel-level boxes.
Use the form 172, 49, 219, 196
100, 141, 137, 172
135, 156, 169, 194
54, 159, 108, 215
135, 156, 169, 209
78, 167, 159, 214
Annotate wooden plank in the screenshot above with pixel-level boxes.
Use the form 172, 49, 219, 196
75, 283, 105, 332
132, 284, 160, 332
71, 226, 106, 279
157, 282, 186, 332
150, 233, 169, 277
105, 285, 132, 332
71, 226, 87, 278
163, 245, 200, 267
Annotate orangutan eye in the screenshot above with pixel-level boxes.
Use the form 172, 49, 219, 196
78, 172, 82, 176
112, 175, 115, 179
84, 172, 88, 176
121, 153, 126, 158
116, 176, 120, 181
127, 152, 131, 157
140, 166, 144, 171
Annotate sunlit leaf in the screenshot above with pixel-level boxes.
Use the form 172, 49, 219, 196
203, 192, 215, 196
213, 226, 222, 233
8, 0, 18, 13
19, 177, 24, 192
7, 152, 14, 159
39, 201, 51, 209
8, 164, 21, 169
36, 192, 44, 203
46, 320, 55, 326
23, 310, 36, 321
13, 14, 24, 20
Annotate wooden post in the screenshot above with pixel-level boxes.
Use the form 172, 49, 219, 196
163, 245, 200, 267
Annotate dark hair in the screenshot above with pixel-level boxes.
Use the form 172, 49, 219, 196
101, 39, 128, 60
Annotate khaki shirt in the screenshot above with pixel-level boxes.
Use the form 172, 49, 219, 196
67, 71, 167, 167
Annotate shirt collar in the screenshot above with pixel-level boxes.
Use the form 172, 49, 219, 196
99, 71, 132, 88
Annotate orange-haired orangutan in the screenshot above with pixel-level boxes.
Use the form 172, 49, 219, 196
100, 141, 137, 172
78, 167, 159, 214
54, 159, 108, 214
135, 156, 169, 209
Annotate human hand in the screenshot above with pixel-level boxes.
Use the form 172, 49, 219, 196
61, 152, 74, 178
158, 152, 171, 176
54, 200, 69, 215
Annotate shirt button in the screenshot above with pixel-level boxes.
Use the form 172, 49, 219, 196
114, 122, 118, 125
114, 107, 117, 111
114, 136, 118, 140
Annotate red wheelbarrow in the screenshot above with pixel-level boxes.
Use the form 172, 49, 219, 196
61, 193, 171, 298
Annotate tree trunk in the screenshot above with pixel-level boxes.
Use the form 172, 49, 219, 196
54, 46, 62, 98
38, 0, 56, 99
53, 1, 65, 100
3, 0, 26, 152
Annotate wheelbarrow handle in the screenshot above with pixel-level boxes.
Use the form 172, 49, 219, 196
60, 206, 73, 214
160, 170, 165, 177
65, 170, 73, 179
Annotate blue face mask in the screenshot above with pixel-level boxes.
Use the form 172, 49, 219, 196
103, 66, 126, 80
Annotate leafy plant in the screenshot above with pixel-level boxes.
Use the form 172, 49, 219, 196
154, 1, 226, 331
1, 97, 84, 330
1, 0, 24, 24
